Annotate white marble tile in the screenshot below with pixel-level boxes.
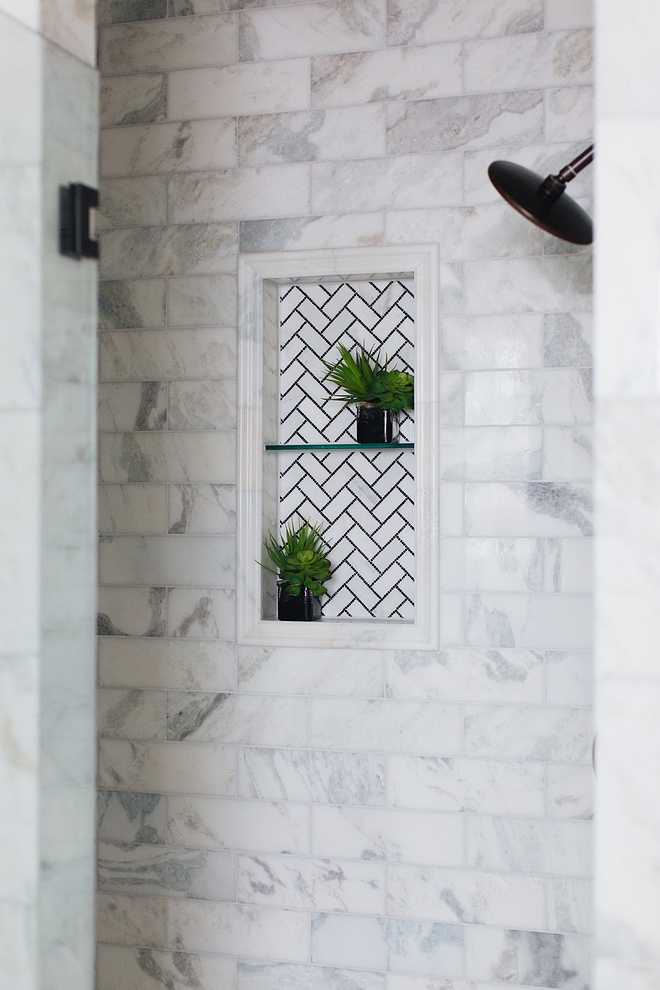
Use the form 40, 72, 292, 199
311, 154, 463, 214
0, 901, 34, 989
386, 92, 543, 156
546, 764, 593, 820
385, 979, 477, 990
98, 688, 167, 740
467, 815, 592, 876
439, 484, 464, 537
238, 747, 386, 806
311, 805, 464, 867
387, 755, 544, 816
101, 223, 238, 280
97, 791, 167, 845
464, 926, 592, 986
168, 795, 309, 853
98, 638, 237, 692
97, 944, 235, 990
98, 586, 167, 637
543, 539, 593, 593
387, 0, 543, 45
100, 14, 237, 74
168, 899, 309, 960
167, 275, 237, 327
101, 118, 237, 178
168, 60, 311, 121
41, 0, 95, 66
239, 213, 385, 252
463, 257, 592, 315
168, 381, 237, 431
544, 312, 592, 368
386, 648, 544, 703
547, 877, 593, 934
387, 865, 545, 929
545, 651, 592, 706
99, 279, 167, 330
545, 86, 593, 144
101, 73, 167, 128
98, 739, 235, 795
169, 166, 310, 224
238, 105, 385, 166
98, 176, 167, 230
464, 30, 593, 95
311, 700, 462, 755
100, 329, 237, 382
464, 482, 593, 537
311, 44, 462, 107
464, 592, 592, 650
240, 0, 386, 60
464, 704, 592, 761
464, 142, 593, 206
464, 371, 592, 426
238, 853, 385, 913
99, 382, 168, 432
98, 840, 235, 899
441, 315, 545, 371
543, 426, 592, 482
311, 914, 464, 977
166, 692, 307, 746
99, 484, 169, 535
439, 262, 464, 316
386, 204, 543, 260
99, 535, 235, 587
237, 646, 384, 697
169, 484, 236, 534
239, 962, 384, 990
441, 538, 544, 593
167, 588, 235, 639
99, 432, 236, 483
545, 0, 593, 30
440, 427, 542, 482
96, 891, 167, 948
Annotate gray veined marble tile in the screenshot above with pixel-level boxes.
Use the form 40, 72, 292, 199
168, 899, 309, 960
167, 275, 237, 328
463, 256, 592, 316
463, 370, 592, 426
169, 165, 311, 224
311, 43, 462, 107
98, 738, 236, 794
99, 484, 169, 535
98, 840, 235, 899
464, 592, 592, 651
98, 176, 168, 230
463, 142, 593, 206
545, 86, 594, 145
100, 328, 237, 382
237, 645, 383, 696
97, 586, 167, 637
238, 747, 386, 805
464, 703, 593, 762
99, 432, 237, 484
545, 651, 593, 707
167, 795, 310, 853
97, 945, 235, 990
386, 204, 543, 261
547, 877, 593, 935
238, 962, 385, 990
464, 30, 593, 95
167, 588, 236, 639
238, 105, 385, 166
237, 852, 385, 913
97, 791, 167, 844
464, 925, 592, 988
96, 891, 167, 948
98, 535, 235, 587
239, 0, 386, 61
387, 0, 543, 46
98, 382, 168, 431
98, 0, 167, 25
311, 699, 462, 756
168, 59, 311, 121
169, 380, 238, 430
544, 313, 593, 368
98, 688, 167, 740
386, 91, 543, 156
99, 279, 166, 329
543, 426, 593, 482
100, 15, 238, 74
386, 647, 544, 703
169, 484, 236, 534
440, 426, 543, 482
546, 764, 594, 820
98, 638, 237, 692
466, 815, 592, 877
100, 118, 237, 178
464, 482, 593, 537
546, 0, 593, 30
239, 213, 384, 253
166, 692, 308, 746
100, 73, 167, 127
100, 223, 238, 279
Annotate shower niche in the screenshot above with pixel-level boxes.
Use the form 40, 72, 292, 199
237, 245, 440, 651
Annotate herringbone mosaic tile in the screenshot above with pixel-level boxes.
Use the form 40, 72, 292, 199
276, 280, 415, 620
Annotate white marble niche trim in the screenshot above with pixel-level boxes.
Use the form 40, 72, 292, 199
237, 244, 440, 650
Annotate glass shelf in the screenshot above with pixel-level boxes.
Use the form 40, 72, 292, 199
264, 442, 415, 451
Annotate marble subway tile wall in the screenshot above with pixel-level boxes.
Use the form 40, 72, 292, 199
97, 0, 594, 986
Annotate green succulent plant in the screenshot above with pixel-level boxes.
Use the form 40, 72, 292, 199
323, 343, 414, 411
261, 517, 331, 597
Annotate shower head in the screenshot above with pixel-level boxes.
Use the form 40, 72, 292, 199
488, 144, 593, 245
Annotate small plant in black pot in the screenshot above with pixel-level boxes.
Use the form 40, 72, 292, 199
323, 343, 414, 444
261, 518, 331, 621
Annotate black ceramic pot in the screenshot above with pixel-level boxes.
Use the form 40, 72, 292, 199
356, 404, 400, 444
277, 583, 322, 621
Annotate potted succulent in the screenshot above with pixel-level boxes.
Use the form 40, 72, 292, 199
323, 343, 414, 444
261, 518, 331, 621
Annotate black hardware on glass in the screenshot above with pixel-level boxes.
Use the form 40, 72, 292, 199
488, 145, 594, 245
59, 183, 99, 259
